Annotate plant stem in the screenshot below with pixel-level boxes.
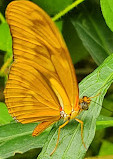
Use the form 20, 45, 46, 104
52, 0, 85, 21
0, 56, 13, 76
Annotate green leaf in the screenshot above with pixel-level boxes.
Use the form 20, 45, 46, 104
99, 140, 113, 156
90, 129, 105, 155
55, 20, 63, 33
100, 0, 113, 33
71, 3, 113, 65
38, 54, 113, 159
62, 17, 89, 64
101, 94, 113, 116
0, 12, 6, 23
32, 0, 73, 15
0, 123, 50, 159
0, 23, 12, 54
85, 155, 113, 159
96, 115, 113, 130
0, 102, 13, 125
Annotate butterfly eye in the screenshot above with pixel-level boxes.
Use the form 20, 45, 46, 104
79, 101, 89, 110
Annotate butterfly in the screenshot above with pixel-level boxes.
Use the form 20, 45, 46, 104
4, 0, 91, 155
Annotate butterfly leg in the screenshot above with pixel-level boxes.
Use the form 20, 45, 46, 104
50, 120, 69, 156
75, 118, 87, 149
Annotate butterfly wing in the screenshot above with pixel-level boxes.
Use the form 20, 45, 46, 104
4, 1, 79, 124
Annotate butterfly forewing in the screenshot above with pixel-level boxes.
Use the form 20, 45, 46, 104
4, 1, 78, 124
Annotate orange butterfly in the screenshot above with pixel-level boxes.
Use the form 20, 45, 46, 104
4, 0, 91, 155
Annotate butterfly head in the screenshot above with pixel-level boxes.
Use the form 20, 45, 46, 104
79, 96, 91, 110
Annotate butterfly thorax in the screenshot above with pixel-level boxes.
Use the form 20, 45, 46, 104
60, 96, 91, 121
60, 109, 79, 121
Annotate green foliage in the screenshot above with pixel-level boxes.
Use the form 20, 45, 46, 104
32, 0, 73, 15
99, 140, 113, 156
71, 5, 113, 65
0, 123, 49, 159
96, 115, 113, 129
0, 102, 13, 125
100, 0, 113, 33
38, 54, 113, 159
0, 23, 12, 54
0, 0, 113, 159
63, 18, 89, 63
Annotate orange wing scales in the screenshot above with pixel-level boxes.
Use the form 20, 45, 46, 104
4, 1, 79, 125
32, 121, 55, 136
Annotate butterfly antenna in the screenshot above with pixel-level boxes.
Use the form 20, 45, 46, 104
91, 100, 113, 113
